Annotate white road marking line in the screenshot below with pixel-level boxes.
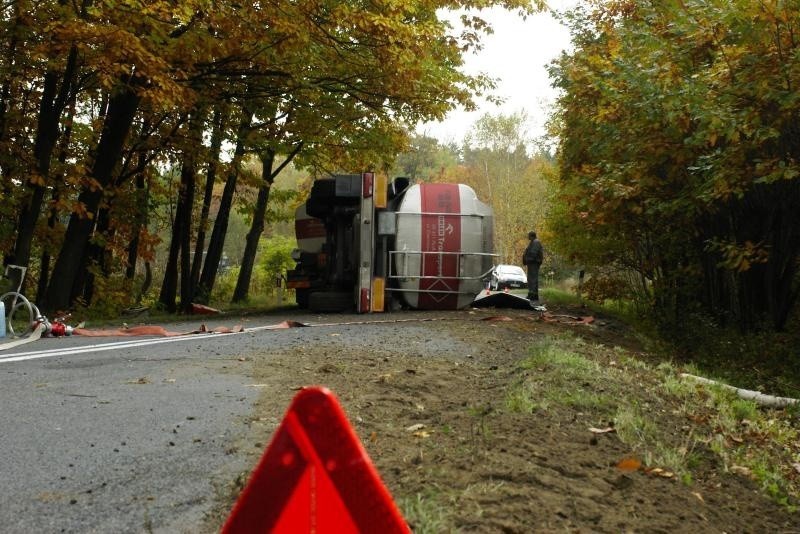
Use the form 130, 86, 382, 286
0, 330, 247, 363
0, 316, 442, 364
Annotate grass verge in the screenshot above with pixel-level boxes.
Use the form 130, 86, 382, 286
505, 333, 800, 510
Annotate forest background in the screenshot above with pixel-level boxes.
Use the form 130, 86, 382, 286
1, 0, 798, 365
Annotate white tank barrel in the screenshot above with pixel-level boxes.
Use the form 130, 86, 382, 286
392, 183, 494, 310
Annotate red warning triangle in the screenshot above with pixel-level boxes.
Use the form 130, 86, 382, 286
222, 386, 410, 533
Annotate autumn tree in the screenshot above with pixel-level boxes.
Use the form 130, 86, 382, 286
2, 0, 546, 314
392, 134, 460, 182
462, 111, 552, 264
212, 0, 547, 302
2, 1, 87, 291
550, 0, 800, 331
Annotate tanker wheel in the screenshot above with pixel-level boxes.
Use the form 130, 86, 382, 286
308, 291, 353, 313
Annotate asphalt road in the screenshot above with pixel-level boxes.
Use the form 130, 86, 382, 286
0, 313, 320, 533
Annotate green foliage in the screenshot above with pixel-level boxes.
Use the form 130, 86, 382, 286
76, 269, 133, 320
207, 235, 295, 306
209, 266, 241, 305
257, 234, 296, 293
390, 134, 459, 182
505, 386, 546, 413
550, 0, 800, 332
462, 112, 552, 263
660, 311, 800, 398
224, 210, 250, 267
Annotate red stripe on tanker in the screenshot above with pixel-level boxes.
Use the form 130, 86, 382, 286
394, 183, 494, 310
418, 183, 461, 309
295, 218, 326, 240
294, 203, 326, 250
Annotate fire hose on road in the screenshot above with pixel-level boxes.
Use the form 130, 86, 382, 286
0, 289, 76, 340
0, 307, 449, 363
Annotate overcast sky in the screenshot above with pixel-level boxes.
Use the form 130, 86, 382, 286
417, 1, 580, 144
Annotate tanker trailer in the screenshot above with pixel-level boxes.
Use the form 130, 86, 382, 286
286, 173, 495, 313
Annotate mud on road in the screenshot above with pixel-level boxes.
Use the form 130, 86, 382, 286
207, 305, 797, 533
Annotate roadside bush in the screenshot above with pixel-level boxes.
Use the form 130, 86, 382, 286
76, 269, 133, 319
257, 235, 296, 297
664, 314, 800, 399
207, 235, 295, 306
210, 266, 241, 304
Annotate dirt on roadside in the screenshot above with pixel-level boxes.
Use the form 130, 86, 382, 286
206, 305, 798, 533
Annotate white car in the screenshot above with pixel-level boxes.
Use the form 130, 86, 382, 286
489, 264, 528, 291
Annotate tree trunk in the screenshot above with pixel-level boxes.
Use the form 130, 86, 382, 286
232, 151, 275, 303
36, 190, 59, 302
0, 2, 27, 243
232, 141, 302, 303
195, 107, 253, 303
42, 83, 141, 313
158, 181, 184, 313
126, 171, 152, 305
36, 93, 76, 301
11, 44, 79, 293
0, 1, 23, 223
125, 126, 153, 281
0, 0, 21, 151
178, 164, 196, 314
158, 111, 204, 313
179, 112, 204, 313
191, 104, 227, 290
763, 181, 800, 330
139, 261, 153, 303
79, 206, 111, 305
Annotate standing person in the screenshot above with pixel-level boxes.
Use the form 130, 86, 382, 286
523, 231, 544, 302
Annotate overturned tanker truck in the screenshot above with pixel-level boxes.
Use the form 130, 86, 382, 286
285, 173, 495, 313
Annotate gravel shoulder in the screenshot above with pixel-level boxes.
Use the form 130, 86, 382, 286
203, 305, 798, 533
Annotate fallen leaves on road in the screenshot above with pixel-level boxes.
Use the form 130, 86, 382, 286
616, 457, 642, 471
616, 456, 676, 479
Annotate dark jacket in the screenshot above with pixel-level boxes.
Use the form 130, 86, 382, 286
523, 239, 543, 265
